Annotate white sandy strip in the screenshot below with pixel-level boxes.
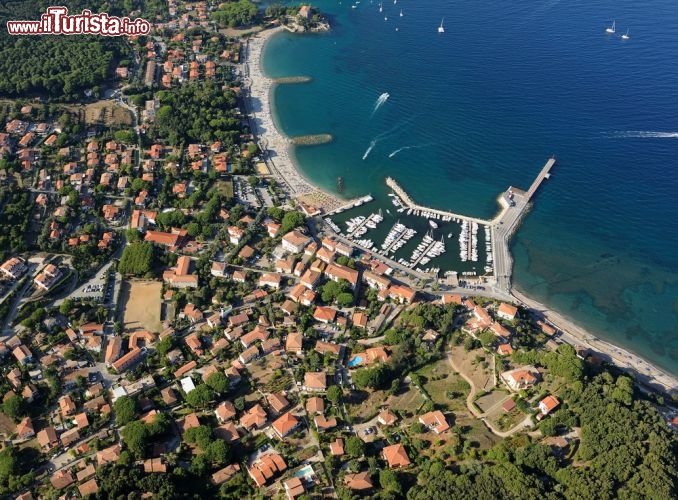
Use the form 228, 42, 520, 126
244, 28, 316, 196
512, 288, 678, 395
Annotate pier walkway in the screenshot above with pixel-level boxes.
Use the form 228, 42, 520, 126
386, 178, 491, 226
346, 215, 373, 238
321, 224, 431, 281
526, 157, 556, 200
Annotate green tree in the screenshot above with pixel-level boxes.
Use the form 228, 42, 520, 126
59, 298, 73, 315
353, 364, 390, 390
207, 440, 230, 466
321, 279, 349, 303
326, 385, 342, 404
205, 372, 230, 394
121, 421, 149, 459
2, 395, 26, 422
114, 396, 137, 425
0, 447, 17, 486
345, 436, 365, 458
267, 206, 284, 221
478, 331, 497, 348
336, 292, 354, 308
184, 425, 212, 450
156, 336, 174, 357
185, 384, 214, 409
379, 469, 402, 494
211, 0, 258, 27
114, 129, 135, 143
280, 211, 305, 234
118, 242, 154, 276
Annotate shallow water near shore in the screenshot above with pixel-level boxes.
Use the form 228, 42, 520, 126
262, 0, 678, 376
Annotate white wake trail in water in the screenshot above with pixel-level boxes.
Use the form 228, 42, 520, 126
388, 143, 432, 158
605, 131, 678, 139
362, 140, 377, 160
362, 115, 424, 160
370, 92, 390, 117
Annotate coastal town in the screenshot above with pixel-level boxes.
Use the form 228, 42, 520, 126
0, 1, 677, 499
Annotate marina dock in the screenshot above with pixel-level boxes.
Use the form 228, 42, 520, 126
321, 158, 555, 292
382, 157, 556, 292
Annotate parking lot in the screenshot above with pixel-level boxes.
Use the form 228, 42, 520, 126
234, 177, 261, 207
67, 263, 115, 303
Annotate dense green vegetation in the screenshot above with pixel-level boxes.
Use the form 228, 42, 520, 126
0, 187, 31, 262
0, 36, 120, 99
2, 395, 27, 421
0, 1, 122, 100
404, 371, 678, 499
113, 396, 137, 425
211, 0, 258, 28
118, 242, 154, 276
120, 412, 171, 459
279, 210, 305, 234
151, 83, 241, 146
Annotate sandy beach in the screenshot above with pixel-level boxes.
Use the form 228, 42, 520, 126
244, 28, 351, 213
512, 288, 678, 395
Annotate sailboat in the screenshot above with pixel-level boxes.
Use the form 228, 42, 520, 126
621, 29, 630, 40
438, 18, 445, 33
400, 9, 403, 17
605, 20, 615, 34
379, 2, 382, 12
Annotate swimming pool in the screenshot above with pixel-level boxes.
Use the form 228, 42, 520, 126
293, 464, 314, 479
347, 355, 363, 368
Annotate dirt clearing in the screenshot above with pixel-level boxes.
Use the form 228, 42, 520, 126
120, 280, 162, 332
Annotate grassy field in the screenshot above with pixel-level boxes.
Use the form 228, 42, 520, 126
120, 280, 163, 332
489, 405, 526, 432
212, 179, 234, 199
417, 359, 470, 412
0, 413, 15, 438
449, 345, 495, 391
387, 384, 427, 416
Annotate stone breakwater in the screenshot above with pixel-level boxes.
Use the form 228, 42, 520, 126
290, 134, 333, 146
272, 76, 312, 84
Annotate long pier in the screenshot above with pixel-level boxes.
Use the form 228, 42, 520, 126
526, 157, 556, 200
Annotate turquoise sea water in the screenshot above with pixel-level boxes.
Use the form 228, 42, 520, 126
262, 0, 678, 376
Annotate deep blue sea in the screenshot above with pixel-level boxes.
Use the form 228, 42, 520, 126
262, 0, 678, 376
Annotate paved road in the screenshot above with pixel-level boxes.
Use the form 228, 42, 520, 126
490, 194, 529, 293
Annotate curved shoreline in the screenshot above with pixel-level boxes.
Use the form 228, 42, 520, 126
244, 27, 678, 396
244, 28, 352, 213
